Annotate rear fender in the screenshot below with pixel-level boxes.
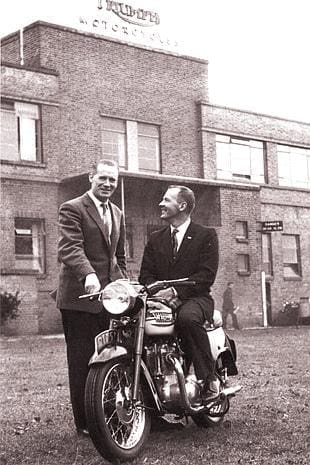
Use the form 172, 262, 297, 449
218, 348, 238, 376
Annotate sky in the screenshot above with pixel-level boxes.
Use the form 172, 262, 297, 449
1, 0, 309, 122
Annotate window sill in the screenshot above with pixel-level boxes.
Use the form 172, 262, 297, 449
1, 268, 46, 277
283, 276, 302, 281
0, 159, 46, 168
236, 237, 249, 243
237, 271, 251, 276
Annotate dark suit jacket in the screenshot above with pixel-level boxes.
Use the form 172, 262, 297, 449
139, 221, 218, 300
56, 193, 127, 313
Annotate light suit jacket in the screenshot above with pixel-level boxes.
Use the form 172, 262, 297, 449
56, 193, 127, 313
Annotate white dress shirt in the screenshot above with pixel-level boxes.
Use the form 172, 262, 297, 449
170, 217, 191, 252
87, 190, 112, 236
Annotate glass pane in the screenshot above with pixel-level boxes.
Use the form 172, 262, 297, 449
138, 123, 159, 137
19, 118, 37, 161
138, 135, 159, 172
102, 117, 125, 132
282, 235, 297, 263
231, 143, 251, 177
236, 221, 247, 238
102, 129, 126, 168
0, 109, 19, 161
237, 254, 250, 272
15, 219, 44, 272
278, 151, 291, 184
216, 141, 231, 179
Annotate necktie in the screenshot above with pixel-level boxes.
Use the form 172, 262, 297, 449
171, 228, 179, 259
101, 203, 111, 243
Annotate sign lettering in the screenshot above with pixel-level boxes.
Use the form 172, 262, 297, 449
261, 221, 283, 232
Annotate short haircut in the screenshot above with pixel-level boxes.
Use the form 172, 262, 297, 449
168, 185, 196, 213
227, 281, 234, 286
91, 159, 119, 174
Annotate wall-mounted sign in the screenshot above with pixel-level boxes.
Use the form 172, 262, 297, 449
77, 1, 178, 51
261, 221, 283, 232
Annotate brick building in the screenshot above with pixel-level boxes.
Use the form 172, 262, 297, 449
1, 21, 310, 334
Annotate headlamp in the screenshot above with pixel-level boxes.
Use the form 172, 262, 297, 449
101, 279, 138, 315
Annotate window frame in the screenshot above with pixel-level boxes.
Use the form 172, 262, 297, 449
237, 253, 251, 276
235, 220, 249, 243
14, 218, 46, 274
101, 116, 161, 174
262, 233, 273, 277
1, 99, 42, 164
282, 234, 302, 280
277, 144, 310, 189
216, 134, 266, 183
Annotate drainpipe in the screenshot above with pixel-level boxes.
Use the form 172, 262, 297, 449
20, 28, 24, 66
261, 271, 268, 327
120, 176, 126, 221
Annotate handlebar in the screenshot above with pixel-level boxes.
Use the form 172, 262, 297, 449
78, 278, 196, 300
145, 278, 196, 295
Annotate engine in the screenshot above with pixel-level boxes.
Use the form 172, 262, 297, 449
144, 341, 200, 406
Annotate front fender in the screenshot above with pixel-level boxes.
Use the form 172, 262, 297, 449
88, 345, 128, 366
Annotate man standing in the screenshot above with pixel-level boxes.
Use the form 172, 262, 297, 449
139, 185, 219, 402
222, 282, 240, 330
56, 159, 127, 435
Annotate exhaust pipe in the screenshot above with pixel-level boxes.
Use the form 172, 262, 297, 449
166, 354, 242, 414
221, 384, 242, 398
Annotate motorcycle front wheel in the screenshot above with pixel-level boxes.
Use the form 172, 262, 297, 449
85, 357, 151, 462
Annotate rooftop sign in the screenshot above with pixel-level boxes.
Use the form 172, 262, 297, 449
100, 0, 160, 26
77, 0, 178, 51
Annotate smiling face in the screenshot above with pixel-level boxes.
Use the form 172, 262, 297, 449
89, 162, 118, 202
159, 187, 187, 225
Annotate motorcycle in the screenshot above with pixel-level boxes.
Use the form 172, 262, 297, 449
80, 278, 241, 463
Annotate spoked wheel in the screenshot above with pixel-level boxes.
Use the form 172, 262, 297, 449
85, 358, 151, 462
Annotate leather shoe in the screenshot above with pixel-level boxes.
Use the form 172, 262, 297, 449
201, 377, 220, 404
151, 417, 184, 432
76, 428, 89, 437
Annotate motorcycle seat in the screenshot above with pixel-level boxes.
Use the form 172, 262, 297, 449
203, 310, 223, 330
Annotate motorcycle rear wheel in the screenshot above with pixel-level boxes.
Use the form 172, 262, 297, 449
85, 357, 151, 462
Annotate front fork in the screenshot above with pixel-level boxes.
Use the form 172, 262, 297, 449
132, 295, 148, 403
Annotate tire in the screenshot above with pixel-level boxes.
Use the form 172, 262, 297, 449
85, 358, 151, 462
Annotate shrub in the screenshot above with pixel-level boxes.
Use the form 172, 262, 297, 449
0, 290, 21, 322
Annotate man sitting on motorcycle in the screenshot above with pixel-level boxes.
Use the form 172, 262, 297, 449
139, 185, 220, 402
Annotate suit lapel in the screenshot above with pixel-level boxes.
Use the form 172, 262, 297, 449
83, 194, 111, 247
161, 226, 174, 262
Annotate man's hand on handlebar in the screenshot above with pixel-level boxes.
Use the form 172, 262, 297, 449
84, 273, 101, 294
153, 287, 177, 303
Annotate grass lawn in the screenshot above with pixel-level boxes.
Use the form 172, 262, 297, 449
1, 326, 310, 465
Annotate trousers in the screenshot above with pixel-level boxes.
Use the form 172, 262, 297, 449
61, 309, 109, 430
175, 296, 215, 382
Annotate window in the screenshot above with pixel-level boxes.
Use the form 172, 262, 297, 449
15, 218, 45, 273
1, 100, 41, 162
237, 254, 250, 275
101, 118, 126, 169
101, 117, 160, 173
216, 135, 265, 183
277, 145, 310, 189
236, 221, 248, 241
282, 234, 302, 279
137, 123, 160, 172
262, 233, 273, 276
